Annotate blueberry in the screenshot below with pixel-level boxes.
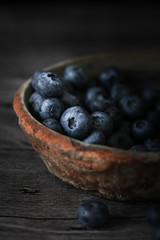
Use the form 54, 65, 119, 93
42, 118, 64, 134
144, 138, 160, 152
132, 120, 155, 141
155, 100, 160, 113
78, 200, 109, 228
110, 83, 130, 103
129, 145, 147, 152
29, 92, 44, 113
61, 91, 80, 108
142, 87, 159, 106
39, 98, 64, 120
146, 205, 160, 228
31, 70, 43, 90
118, 121, 132, 136
63, 65, 88, 90
105, 106, 123, 130
31, 71, 64, 98
146, 111, 160, 129
99, 66, 123, 88
120, 95, 145, 120
152, 228, 160, 240
107, 132, 134, 150
91, 111, 113, 137
83, 130, 106, 145
85, 87, 111, 112
60, 106, 92, 140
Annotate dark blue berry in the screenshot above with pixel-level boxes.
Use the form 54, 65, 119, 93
146, 206, 160, 228
120, 95, 145, 120
91, 111, 113, 137
155, 100, 160, 113
152, 228, 160, 240
144, 138, 160, 152
146, 111, 160, 129
107, 132, 134, 150
105, 106, 123, 130
39, 98, 64, 120
110, 83, 130, 103
142, 87, 159, 105
129, 145, 147, 152
32, 71, 64, 98
31, 70, 43, 90
42, 118, 64, 134
60, 106, 92, 140
85, 87, 112, 112
29, 92, 44, 113
63, 65, 88, 90
78, 200, 109, 228
61, 91, 80, 108
99, 66, 123, 88
132, 120, 155, 141
83, 131, 106, 145
118, 121, 132, 136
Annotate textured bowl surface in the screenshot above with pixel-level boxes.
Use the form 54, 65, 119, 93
13, 53, 160, 201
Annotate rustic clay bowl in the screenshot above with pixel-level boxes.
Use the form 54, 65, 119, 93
13, 53, 160, 201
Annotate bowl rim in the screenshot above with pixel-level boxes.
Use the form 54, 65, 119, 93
13, 52, 160, 163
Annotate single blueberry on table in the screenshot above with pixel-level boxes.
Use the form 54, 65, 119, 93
31, 71, 64, 98
85, 86, 111, 112
152, 228, 160, 240
107, 132, 134, 150
146, 205, 160, 228
39, 98, 64, 120
91, 111, 113, 137
78, 200, 109, 228
83, 130, 106, 145
42, 118, 64, 134
63, 65, 88, 90
132, 120, 155, 141
110, 83, 131, 103
105, 106, 123, 130
129, 145, 147, 152
99, 66, 123, 89
60, 106, 92, 140
120, 95, 146, 120
29, 92, 44, 113
144, 138, 160, 152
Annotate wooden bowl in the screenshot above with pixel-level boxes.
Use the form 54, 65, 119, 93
13, 53, 160, 201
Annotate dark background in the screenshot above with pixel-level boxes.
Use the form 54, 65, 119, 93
1, 2, 160, 79
0, 3, 160, 240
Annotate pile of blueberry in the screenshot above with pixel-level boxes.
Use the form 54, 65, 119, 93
29, 65, 160, 152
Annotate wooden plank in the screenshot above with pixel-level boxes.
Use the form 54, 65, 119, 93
0, 148, 154, 239
0, 148, 158, 220
0, 216, 152, 240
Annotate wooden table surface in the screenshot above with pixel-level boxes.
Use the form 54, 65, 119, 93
1, 3, 160, 240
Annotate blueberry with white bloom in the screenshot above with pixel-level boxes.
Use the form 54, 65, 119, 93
39, 98, 64, 120
60, 106, 92, 140
83, 130, 106, 145
63, 65, 88, 90
91, 111, 113, 137
31, 71, 64, 98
